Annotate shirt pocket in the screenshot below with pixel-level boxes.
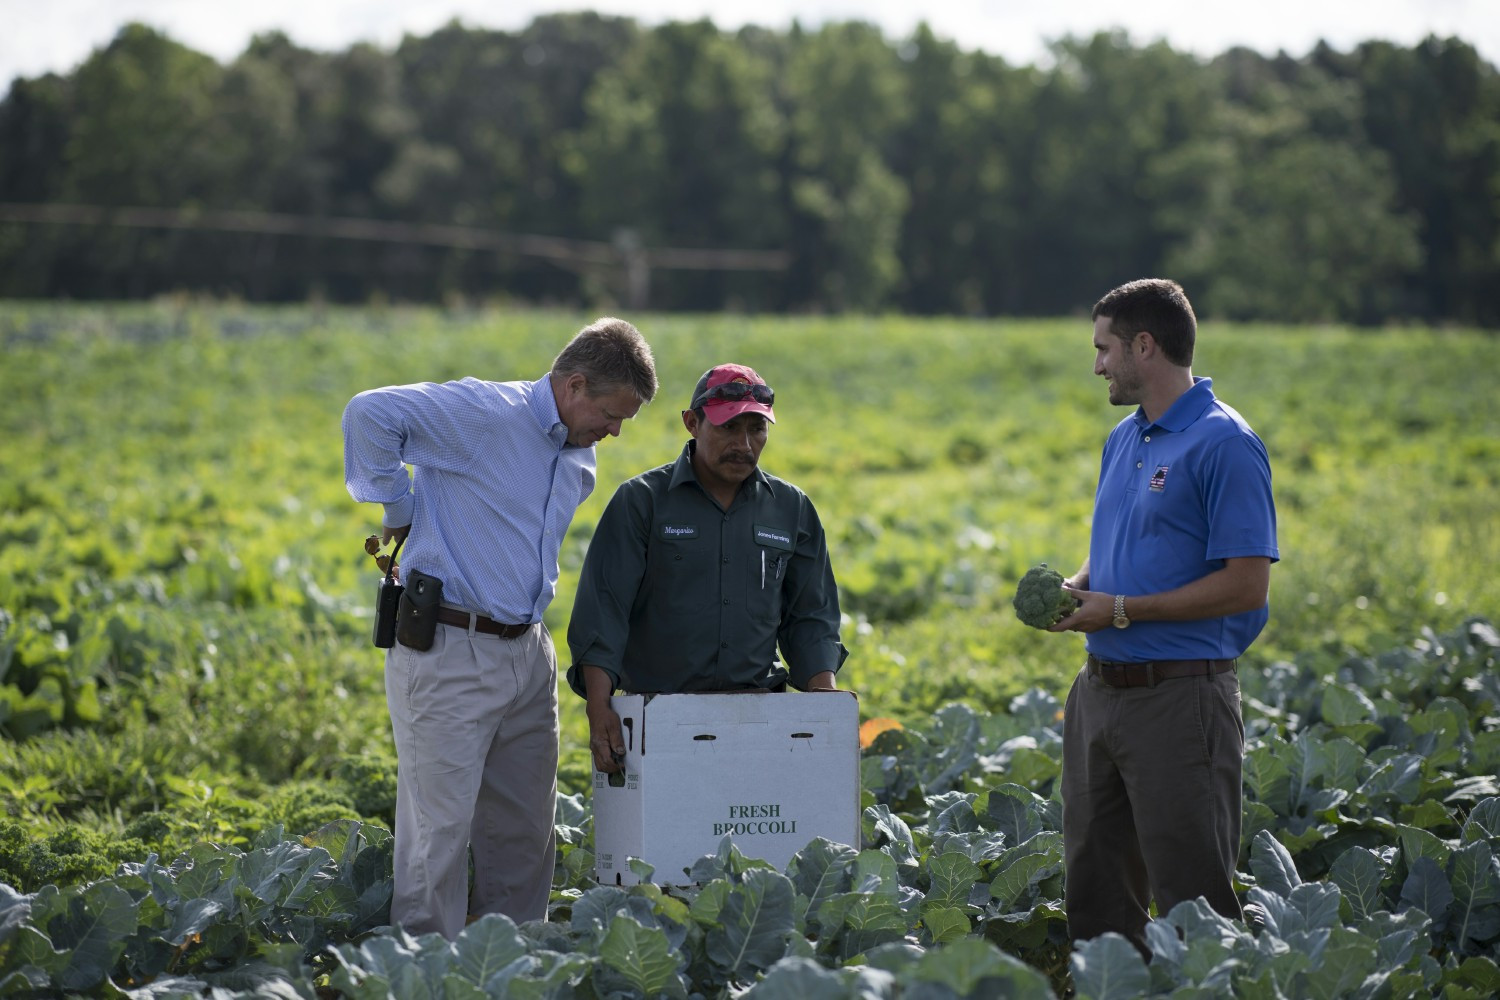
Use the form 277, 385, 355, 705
647, 524, 716, 613
745, 523, 794, 624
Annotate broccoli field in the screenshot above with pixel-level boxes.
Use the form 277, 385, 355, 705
1, 305, 1498, 996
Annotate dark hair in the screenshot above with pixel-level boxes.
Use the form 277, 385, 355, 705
1091, 279, 1196, 367
552, 317, 658, 402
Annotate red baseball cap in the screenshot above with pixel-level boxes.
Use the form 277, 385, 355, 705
688, 363, 776, 425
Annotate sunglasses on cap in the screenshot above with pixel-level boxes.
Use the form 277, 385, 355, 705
692, 381, 774, 408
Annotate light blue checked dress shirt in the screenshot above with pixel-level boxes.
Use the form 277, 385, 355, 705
342, 374, 597, 625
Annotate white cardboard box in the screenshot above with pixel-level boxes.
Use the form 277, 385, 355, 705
592, 690, 861, 885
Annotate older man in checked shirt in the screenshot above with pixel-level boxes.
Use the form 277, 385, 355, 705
342, 317, 656, 937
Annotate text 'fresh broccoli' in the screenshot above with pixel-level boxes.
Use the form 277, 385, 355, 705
1012, 564, 1079, 629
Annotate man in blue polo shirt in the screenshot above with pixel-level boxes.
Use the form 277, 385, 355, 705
1049, 278, 1278, 956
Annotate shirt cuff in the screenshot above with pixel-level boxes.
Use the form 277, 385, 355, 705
383, 494, 415, 529
565, 660, 621, 699
786, 640, 848, 689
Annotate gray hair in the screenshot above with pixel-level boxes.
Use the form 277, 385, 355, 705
552, 317, 658, 402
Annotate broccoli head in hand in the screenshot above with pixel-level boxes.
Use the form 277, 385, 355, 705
1012, 564, 1079, 629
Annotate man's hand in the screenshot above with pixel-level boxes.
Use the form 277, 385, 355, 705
587, 702, 626, 774
804, 671, 839, 692
582, 665, 627, 774
383, 524, 411, 547
1049, 586, 1113, 633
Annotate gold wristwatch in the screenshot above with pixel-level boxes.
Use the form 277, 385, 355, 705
1112, 594, 1130, 629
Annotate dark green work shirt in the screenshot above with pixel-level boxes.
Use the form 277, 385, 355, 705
566, 441, 848, 695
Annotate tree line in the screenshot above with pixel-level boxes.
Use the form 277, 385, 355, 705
1, 14, 1497, 324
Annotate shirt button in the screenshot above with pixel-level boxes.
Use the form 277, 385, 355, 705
721, 641, 729, 648
1137, 461, 1143, 468
1144, 435, 1152, 442
675, 555, 682, 561
723, 556, 730, 564
723, 598, 730, 605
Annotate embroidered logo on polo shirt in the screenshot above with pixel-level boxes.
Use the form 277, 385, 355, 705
661, 524, 698, 539
754, 524, 793, 551
1149, 465, 1170, 492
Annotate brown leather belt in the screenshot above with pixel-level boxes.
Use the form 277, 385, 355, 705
436, 607, 531, 639
1086, 654, 1235, 688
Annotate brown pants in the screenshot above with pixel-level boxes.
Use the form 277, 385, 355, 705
1061, 662, 1244, 955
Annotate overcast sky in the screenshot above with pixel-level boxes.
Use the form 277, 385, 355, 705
3, 0, 1496, 85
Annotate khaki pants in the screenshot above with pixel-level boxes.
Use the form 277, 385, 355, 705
385, 619, 559, 938
1061, 663, 1244, 955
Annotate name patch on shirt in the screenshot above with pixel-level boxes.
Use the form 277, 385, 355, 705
754, 524, 794, 552
661, 524, 699, 539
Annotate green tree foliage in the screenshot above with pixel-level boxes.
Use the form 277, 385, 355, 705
0, 20, 1496, 323
1343, 37, 1500, 325
568, 18, 785, 308
1159, 50, 1423, 322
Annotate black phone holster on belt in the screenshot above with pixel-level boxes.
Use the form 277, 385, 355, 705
396, 569, 444, 651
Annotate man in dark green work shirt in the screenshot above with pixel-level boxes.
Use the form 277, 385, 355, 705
567, 363, 849, 775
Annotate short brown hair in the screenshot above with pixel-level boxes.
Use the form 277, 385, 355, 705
552, 317, 658, 402
1092, 279, 1196, 367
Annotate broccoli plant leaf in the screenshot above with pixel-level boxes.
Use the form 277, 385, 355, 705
705, 868, 796, 977
451, 914, 531, 988
786, 837, 857, 927
925, 852, 983, 910
1295, 933, 1378, 1000
1400, 856, 1454, 929
912, 937, 1053, 997
983, 784, 1045, 849
920, 904, 972, 946
1069, 932, 1151, 1000
44, 883, 138, 993
1464, 797, 1500, 844
1328, 847, 1387, 922
597, 915, 687, 999
1250, 829, 1303, 898
1447, 840, 1500, 952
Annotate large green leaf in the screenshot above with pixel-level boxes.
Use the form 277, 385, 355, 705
597, 915, 687, 999
747, 956, 892, 999
43, 882, 138, 992
1360, 754, 1426, 806
1447, 839, 1500, 951
819, 890, 908, 960
988, 853, 1060, 910
1249, 829, 1302, 897
1068, 932, 1150, 1000
705, 868, 797, 977
910, 937, 1053, 998
787, 838, 857, 933
1400, 856, 1454, 928
924, 852, 982, 910
982, 784, 1044, 848
1464, 796, 1500, 844
1296, 932, 1378, 1000
1320, 683, 1376, 727
1328, 847, 1387, 922
919, 904, 971, 946
450, 914, 531, 988
0, 883, 32, 945
1244, 740, 1292, 812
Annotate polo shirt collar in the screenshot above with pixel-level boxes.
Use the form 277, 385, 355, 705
530, 373, 571, 446
670, 441, 775, 496
1134, 375, 1216, 432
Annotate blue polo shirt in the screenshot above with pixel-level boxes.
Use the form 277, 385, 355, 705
1086, 377, 1278, 662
